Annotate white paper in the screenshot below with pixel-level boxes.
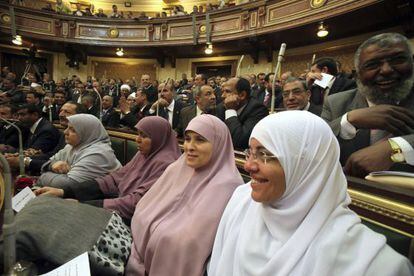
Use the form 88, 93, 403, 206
40, 252, 91, 276
314, 73, 334, 89
12, 186, 36, 212
369, 171, 414, 178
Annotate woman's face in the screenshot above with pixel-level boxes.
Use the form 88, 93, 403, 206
64, 123, 81, 146
136, 130, 152, 156
184, 131, 213, 169
244, 138, 286, 204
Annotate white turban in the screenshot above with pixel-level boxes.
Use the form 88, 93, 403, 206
120, 84, 131, 91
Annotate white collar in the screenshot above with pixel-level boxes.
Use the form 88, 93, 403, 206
30, 117, 43, 134
166, 99, 175, 112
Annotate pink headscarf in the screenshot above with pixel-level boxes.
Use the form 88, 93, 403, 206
97, 116, 181, 219
126, 114, 243, 276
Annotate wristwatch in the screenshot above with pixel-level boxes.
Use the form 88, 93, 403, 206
388, 139, 405, 163
24, 157, 32, 167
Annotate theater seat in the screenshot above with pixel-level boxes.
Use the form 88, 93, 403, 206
110, 137, 126, 165
126, 140, 138, 163
361, 219, 413, 260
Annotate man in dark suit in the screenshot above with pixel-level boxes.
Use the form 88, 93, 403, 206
282, 77, 322, 116
177, 85, 216, 136
16, 104, 59, 154
141, 74, 157, 103
82, 95, 99, 118
0, 104, 29, 152
251, 73, 283, 109
101, 95, 120, 128
7, 102, 86, 175
218, 77, 268, 150
119, 89, 151, 129
322, 33, 414, 177
149, 82, 185, 130
307, 57, 356, 106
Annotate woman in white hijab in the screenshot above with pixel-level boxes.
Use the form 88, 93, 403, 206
37, 114, 121, 188
208, 111, 413, 276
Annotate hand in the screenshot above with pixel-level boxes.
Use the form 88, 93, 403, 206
24, 148, 42, 157
5, 156, 19, 168
344, 140, 394, 177
306, 72, 323, 86
119, 96, 130, 114
347, 105, 414, 136
34, 186, 64, 197
224, 94, 240, 110
51, 161, 70, 174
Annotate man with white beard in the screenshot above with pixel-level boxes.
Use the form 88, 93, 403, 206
322, 33, 414, 177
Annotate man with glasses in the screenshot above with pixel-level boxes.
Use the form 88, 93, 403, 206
322, 33, 414, 177
282, 77, 322, 116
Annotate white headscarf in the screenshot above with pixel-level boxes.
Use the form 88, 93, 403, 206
208, 111, 413, 276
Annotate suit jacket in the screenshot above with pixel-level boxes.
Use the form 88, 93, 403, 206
29, 131, 65, 174
176, 105, 217, 137
25, 118, 60, 154
218, 99, 269, 150
251, 87, 283, 109
101, 107, 120, 128
120, 104, 151, 129
157, 100, 186, 130
42, 105, 59, 122
321, 88, 414, 164
308, 103, 322, 116
0, 122, 29, 150
144, 85, 157, 103
310, 76, 356, 106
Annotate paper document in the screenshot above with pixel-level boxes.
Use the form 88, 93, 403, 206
314, 73, 334, 89
40, 252, 91, 276
12, 186, 36, 212
369, 171, 414, 178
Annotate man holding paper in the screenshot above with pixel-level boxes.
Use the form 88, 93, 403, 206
322, 33, 414, 177
307, 57, 356, 105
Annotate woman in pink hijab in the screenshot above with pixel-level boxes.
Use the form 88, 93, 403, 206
126, 114, 243, 276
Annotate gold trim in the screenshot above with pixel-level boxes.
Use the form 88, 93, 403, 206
107, 130, 136, 141
310, 0, 328, 9
1, 13, 10, 24
360, 216, 414, 238
107, 27, 119, 38
349, 189, 414, 225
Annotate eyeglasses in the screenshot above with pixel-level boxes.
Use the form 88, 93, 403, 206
244, 148, 278, 164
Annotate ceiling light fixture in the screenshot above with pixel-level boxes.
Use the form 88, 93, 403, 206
116, 48, 124, 56
204, 43, 213, 55
12, 35, 22, 45
317, 21, 328, 38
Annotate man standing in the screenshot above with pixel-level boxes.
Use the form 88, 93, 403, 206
322, 33, 414, 176
178, 85, 216, 136
282, 77, 322, 116
218, 77, 268, 149
119, 89, 151, 129
101, 95, 120, 128
141, 74, 157, 103
251, 73, 283, 109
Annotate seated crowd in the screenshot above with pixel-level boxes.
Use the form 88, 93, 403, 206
12, 0, 236, 20
0, 32, 413, 275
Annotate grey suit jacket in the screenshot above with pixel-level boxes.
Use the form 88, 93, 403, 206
177, 105, 197, 137
322, 88, 414, 164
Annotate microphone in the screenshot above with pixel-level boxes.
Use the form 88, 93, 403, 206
0, 153, 16, 274
0, 118, 24, 176
90, 88, 103, 121
236, 55, 245, 77
271, 43, 286, 113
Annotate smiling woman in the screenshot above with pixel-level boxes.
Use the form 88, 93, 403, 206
208, 111, 413, 276
126, 114, 243, 275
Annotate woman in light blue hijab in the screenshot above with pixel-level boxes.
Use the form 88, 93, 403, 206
37, 114, 121, 188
